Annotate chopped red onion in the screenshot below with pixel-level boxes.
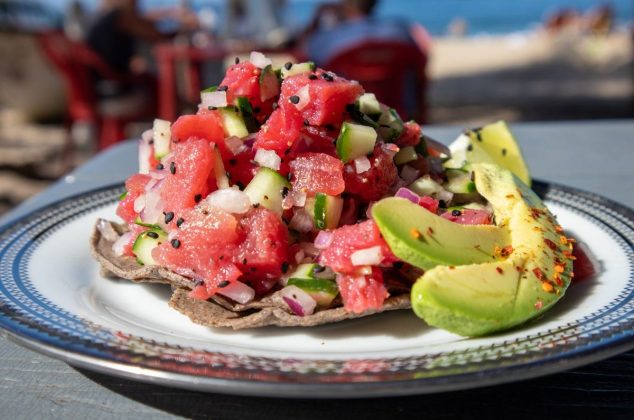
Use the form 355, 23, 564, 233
300, 241, 320, 257
354, 156, 371, 174
206, 188, 251, 214
243, 135, 256, 148
133, 194, 146, 213
289, 209, 314, 233
112, 231, 134, 257
254, 148, 281, 170
217, 281, 255, 304
294, 85, 310, 110
294, 249, 305, 264
381, 142, 400, 157
350, 245, 383, 266
138, 138, 151, 174
225, 136, 246, 155
400, 165, 420, 184
280, 285, 316, 316
249, 51, 272, 69
201, 90, 227, 108
395, 187, 420, 204
314, 231, 334, 249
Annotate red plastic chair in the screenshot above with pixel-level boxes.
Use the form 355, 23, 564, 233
37, 31, 155, 150
323, 39, 428, 123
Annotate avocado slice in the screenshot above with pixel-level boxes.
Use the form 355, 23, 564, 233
372, 197, 510, 270
411, 163, 574, 336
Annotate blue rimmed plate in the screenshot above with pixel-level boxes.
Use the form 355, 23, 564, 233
0, 181, 632, 398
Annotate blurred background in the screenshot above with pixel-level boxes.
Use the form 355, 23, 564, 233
0, 0, 632, 215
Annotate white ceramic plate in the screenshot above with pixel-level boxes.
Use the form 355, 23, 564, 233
0, 181, 632, 397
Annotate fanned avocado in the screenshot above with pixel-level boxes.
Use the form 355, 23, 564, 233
411, 163, 574, 336
372, 197, 510, 270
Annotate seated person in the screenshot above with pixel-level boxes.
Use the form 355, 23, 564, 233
302, 0, 416, 66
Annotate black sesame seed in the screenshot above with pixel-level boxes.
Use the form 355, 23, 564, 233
242, 258, 247, 265
229, 158, 237, 166
171, 239, 181, 248
452, 209, 462, 216
156, 163, 164, 170
253, 106, 261, 114
148, 139, 154, 145
253, 203, 260, 208
322, 73, 334, 81
170, 161, 176, 174
467, 144, 473, 152
164, 211, 174, 224
263, 194, 269, 200
281, 262, 289, 273
272, 102, 278, 110
146, 231, 159, 239
303, 119, 309, 126
208, 106, 217, 111
501, 148, 507, 156
281, 186, 289, 197
438, 200, 447, 208
289, 95, 300, 104
218, 280, 230, 288
234, 56, 240, 64
236, 181, 245, 190
217, 85, 228, 92
393, 261, 405, 269
308, 74, 318, 80
284, 62, 292, 70
176, 217, 184, 227
194, 279, 204, 287
194, 194, 202, 203
345, 103, 356, 113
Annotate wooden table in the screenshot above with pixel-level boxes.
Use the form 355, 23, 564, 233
1, 120, 633, 418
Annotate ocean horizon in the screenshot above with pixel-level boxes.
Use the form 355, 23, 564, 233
9, 0, 634, 36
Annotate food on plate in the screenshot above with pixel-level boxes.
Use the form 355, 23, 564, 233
91, 52, 578, 335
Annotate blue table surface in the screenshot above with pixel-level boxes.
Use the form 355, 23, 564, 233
0, 120, 633, 419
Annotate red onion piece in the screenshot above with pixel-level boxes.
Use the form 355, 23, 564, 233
350, 245, 383, 266
381, 142, 400, 157
395, 187, 420, 204
250, 51, 272, 68
201, 91, 227, 108
217, 281, 255, 304
280, 285, 316, 316
314, 231, 334, 249
138, 138, 151, 174
400, 165, 420, 184
206, 188, 251, 214
354, 156, 371, 174
112, 231, 134, 257
423, 135, 451, 157
254, 148, 281, 170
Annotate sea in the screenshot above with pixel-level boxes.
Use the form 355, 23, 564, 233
7, 0, 634, 36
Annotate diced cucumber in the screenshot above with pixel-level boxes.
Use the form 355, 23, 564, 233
152, 119, 171, 159
281, 61, 316, 79
376, 106, 404, 142
357, 93, 381, 120
445, 168, 476, 194
235, 96, 260, 133
118, 191, 128, 201
243, 167, 291, 214
219, 106, 249, 138
336, 122, 377, 163
132, 229, 167, 266
393, 146, 418, 165
286, 278, 339, 306
312, 193, 343, 230
287, 263, 319, 280
259, 65, 280, 101
409, 175, 443, 196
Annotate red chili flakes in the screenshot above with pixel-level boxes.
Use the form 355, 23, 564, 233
534, 300, 543, 310
562, 250, 577, 260
448, 266, 455, 270
541, 281, 555, 293
544, 238, 558, 251
555, 225, 564, 234
500, 245, 513, 258
530, 208, 543, 219
533, 267, 545, 281
554, 264, 565, 273
410, 228, 421, 239
505, 194, 515, 199
559, 236, 569, 245
496, 266, 504, 274
427, 227, 434, 235
515, 266, 523, 272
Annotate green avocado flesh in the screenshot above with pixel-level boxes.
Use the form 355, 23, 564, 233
372, 197, 510, 270
411, 163, 573, 336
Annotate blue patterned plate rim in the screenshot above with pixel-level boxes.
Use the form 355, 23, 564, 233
0, 180, 632, 398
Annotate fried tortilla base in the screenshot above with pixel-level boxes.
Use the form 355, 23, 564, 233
90, 219, 412, 329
